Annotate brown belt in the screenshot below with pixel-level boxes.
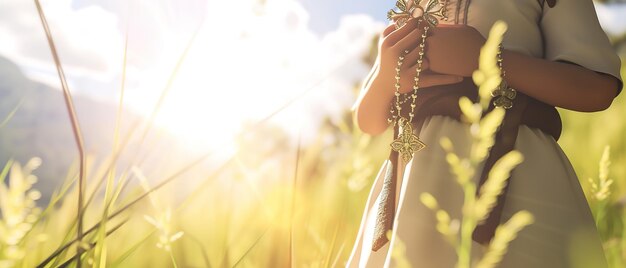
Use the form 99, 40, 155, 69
372, 77, 561, 251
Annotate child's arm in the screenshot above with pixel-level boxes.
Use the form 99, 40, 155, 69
501, 50, 619, 112
423, 0, 622, 113
423, 24, 620, 112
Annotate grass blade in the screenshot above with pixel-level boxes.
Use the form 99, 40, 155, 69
231, 227, 270, 268
289, 132, 302, 268
185, 232, 213, 268
33, 1, 87, 267
0, 98, 23, 129
323, 221, 341, 268
109, 230, 158, 267
54, 218, 129, 268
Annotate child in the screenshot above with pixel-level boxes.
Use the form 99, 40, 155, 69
348, 0, 622, 267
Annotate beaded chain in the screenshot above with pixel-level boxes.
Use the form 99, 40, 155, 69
386, 19, 429, 164
387, 23, 429, 127
491, 43, 517, 109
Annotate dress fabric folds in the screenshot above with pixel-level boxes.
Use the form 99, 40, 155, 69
346, 115, 609, 268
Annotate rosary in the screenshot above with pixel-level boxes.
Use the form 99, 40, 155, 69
386, 0, 448, 164
386, 0, 515, 164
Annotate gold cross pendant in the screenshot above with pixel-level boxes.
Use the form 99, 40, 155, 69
391, 118, 426, 163
387, 0, 449, 29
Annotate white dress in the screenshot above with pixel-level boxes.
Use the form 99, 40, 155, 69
347, 0, 623, 267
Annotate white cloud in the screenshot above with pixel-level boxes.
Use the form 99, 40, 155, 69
0, 0, 385, 150
594, 2, 626, 37
139, 0, 385, 148
0, 0, 123, 88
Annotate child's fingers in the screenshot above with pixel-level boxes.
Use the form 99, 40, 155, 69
382, 18, 419, 47
392, 25, 425, 53
382, 22, 396, 38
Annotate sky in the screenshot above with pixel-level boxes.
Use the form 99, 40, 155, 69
0, 0, 625, 152
298, 0, 389, 34
0, 0, 388, 151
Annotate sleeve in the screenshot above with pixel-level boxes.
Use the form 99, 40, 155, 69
540, 0, 623, 97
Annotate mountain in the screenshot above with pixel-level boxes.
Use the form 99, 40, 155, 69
0, 56, 167, 203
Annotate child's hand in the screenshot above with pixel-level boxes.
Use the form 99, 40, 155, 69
425, 24, 487, 77
377, 18, 463, 94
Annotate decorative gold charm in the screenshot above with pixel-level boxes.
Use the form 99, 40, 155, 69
391, 118, 426, 163
491, 80, 516, 109
490, 44, 516, 109
387, 0, 448, 29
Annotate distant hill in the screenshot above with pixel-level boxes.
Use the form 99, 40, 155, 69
0, 56, 175, 203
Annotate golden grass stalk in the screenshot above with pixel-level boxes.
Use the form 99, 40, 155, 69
418, 20, 534, 268
108, 229, 157, 267
323, 221, 341, 267
474, 211, 534, 268
53, 219, 129, 268
231, 228, 270, 267
289, 134, 302, 267
587, 145, 615, 258
474, 151, 523, 224
35, 152, 228, 267
0, 98, 23, 129
92, 18, 131, 268
33, 1, 88, 266
0, 159, 43, 267
420, 193, 459, 247
135, 167, 184, 268
588, 145, 612, 202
